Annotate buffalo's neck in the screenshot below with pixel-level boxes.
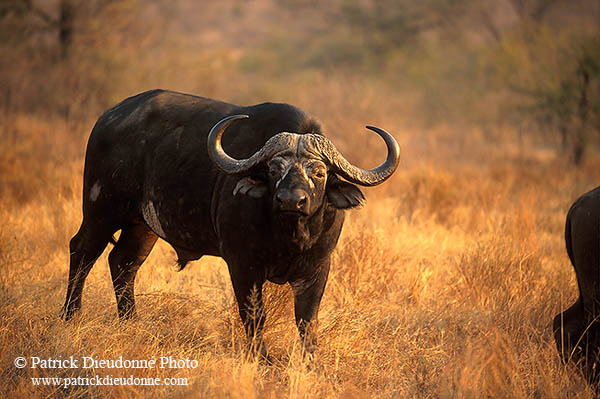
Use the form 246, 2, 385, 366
272, 201, 328, 252
265, 203, 342, 283
213, 189, 345, 284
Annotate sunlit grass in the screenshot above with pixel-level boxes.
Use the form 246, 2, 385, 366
0, 109, 597, 397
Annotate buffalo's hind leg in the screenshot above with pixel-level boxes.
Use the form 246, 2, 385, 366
554, 298, 600, 386
61, 220, 115, 320
108, 222, 158, 319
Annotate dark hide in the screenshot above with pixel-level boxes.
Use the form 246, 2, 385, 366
554, 186, 600, 386
60, 89, 378, 359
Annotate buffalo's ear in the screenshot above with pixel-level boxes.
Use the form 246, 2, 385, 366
326, 175, 365, 209
233, 177, 268, 198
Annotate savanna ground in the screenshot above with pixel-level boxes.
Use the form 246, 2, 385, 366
1, 1, 600, 398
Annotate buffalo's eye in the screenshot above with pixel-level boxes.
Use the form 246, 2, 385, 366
306, 161, 327, 181
309, 167, 326, 181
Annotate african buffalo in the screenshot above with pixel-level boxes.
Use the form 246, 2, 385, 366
554, 186, 600, 384
61, 89, 399, 358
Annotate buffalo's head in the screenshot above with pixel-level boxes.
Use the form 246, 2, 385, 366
207, 114, 399, 219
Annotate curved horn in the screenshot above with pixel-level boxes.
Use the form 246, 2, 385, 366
207, 114, 296, 175
313, 126, 400, 186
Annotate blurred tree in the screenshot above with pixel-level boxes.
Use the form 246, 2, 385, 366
1, 0, 78, 60
57, 0, 74, 59
0, 0, 165, 120
496, 25, 599, 164
530, 34, 600, 164
336, 0, 600, 163
508, 0, 562, 22
340, 0, 468, 56
475, 0, 564, 43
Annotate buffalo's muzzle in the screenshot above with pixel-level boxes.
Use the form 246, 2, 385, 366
275, 189, 309, 214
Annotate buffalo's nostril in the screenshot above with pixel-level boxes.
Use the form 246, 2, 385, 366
276, 190, 309, 213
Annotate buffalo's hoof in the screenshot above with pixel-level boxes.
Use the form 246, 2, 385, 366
60, 307, 77, 321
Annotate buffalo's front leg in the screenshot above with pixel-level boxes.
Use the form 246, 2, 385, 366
228, 266, 269, 360
291, 260, 330, 355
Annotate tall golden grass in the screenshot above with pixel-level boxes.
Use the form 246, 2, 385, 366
1, 92, 598, 397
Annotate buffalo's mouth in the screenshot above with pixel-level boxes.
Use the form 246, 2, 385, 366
277, 210, 309, 218
273, 208, 312, 249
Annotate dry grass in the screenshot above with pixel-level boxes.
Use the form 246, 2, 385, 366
1, 103, 598, 398
2, 0, 599, 396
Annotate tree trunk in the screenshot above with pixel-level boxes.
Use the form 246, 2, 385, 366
573, 66, 590, 165
59, 0, 74, 60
